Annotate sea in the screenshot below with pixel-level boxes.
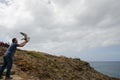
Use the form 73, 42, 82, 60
89, 61, 120, 79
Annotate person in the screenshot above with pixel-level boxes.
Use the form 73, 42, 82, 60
0, 38, 29, 79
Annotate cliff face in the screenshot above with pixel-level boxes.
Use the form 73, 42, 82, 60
0, 47, 119, 80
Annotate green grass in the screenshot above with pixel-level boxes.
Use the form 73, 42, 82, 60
27, 51, 47, 59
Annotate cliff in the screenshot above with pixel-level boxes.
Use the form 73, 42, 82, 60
0, 47, 119, 80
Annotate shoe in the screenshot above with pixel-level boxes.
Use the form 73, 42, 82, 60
5, 77, 13, 80
0, 76, 3, 79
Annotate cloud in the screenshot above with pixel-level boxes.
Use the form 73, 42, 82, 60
0, 0, 120, 57
0, 0, 33, 28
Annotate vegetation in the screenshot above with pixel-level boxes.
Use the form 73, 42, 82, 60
0, 47, 119, 80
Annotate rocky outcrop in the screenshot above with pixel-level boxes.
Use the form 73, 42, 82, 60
0, 47, 119, 80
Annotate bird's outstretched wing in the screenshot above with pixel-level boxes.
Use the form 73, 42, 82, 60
20, 32, 27, 37
20, 32, 30, 41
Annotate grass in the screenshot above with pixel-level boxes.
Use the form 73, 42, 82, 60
27, 51, 47, 59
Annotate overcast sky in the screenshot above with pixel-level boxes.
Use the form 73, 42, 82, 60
0, 0, 120, 61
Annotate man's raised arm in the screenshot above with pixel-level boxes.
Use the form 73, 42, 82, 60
18, 40, 28, 47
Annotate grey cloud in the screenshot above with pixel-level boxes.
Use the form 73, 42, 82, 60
0, 0, 120, 57
76, 0, 120, 27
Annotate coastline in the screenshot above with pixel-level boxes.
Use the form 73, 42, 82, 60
89, 61, 120, 79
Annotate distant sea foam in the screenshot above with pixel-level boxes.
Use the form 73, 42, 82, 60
89, 61, 120, 78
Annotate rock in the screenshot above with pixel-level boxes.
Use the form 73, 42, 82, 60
1, 75, 24, 80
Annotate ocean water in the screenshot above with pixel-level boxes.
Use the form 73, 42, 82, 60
89, 61, 120, 78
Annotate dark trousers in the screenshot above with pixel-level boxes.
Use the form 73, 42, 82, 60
0, 56, 13, 77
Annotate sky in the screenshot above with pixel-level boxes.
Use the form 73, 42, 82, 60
0, 0, 120, 61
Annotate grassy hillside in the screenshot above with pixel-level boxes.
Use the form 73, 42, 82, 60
0, 47, 119, 80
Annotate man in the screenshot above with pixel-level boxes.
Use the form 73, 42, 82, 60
0, 37, 29, 79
